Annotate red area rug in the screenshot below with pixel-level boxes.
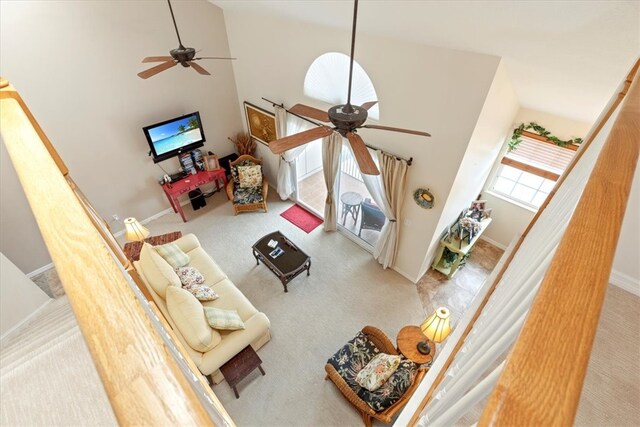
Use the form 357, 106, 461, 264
280, 204, 323, 233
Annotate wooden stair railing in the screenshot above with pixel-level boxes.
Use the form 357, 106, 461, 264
479, 59, 639, 426
0, 79, 234, 426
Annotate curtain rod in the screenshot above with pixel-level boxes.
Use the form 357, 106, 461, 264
261, 97, 413, 166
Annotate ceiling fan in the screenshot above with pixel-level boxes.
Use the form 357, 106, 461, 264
138, 0, 235, 80
268, 0, 430, 175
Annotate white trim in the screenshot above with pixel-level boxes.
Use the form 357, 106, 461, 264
610, 270, 640, 296
485, 190, 538, 213
479, 236, 507, 250
0, 299, 53, 340
27, 262, 55, 278
392, 265, 420, 284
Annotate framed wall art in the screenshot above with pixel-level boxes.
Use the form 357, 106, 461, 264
244, 101, 277, 145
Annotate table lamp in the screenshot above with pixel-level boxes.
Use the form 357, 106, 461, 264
418, 306, 451, 355
124, 217, 150, 242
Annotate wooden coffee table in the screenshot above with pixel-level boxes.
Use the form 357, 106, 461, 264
397, 325, 435, 365
123, 231, 182, 262
252, 230, 311, 292
219, 345, 265, 399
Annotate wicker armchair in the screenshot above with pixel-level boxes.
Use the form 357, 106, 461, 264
225, 154, 269, 215
325, 326, 427, 427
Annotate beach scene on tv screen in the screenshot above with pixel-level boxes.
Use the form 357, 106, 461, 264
148, 114, 202, 155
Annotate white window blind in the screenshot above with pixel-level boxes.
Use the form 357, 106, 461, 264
501, 135, 576, 180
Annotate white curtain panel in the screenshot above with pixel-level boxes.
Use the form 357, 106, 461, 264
322, 132, 342, 231
365, 151, 408, 268
275, 106, 310, 200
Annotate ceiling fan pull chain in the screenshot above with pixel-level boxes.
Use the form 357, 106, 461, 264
167, 0, 184, 47
345, 0, 359, 113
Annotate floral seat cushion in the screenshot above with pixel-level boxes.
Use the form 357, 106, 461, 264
327, 331, 418, 412
233, 186, 264, 205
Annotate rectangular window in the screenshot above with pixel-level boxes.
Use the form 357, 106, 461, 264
490, 132, 578, 208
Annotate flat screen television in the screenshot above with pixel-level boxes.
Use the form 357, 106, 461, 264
143, 112, 206, 163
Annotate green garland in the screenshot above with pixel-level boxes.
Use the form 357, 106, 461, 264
508, 122, 583, 152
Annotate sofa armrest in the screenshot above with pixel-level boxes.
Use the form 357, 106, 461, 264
198, 312, 270, 375
173, 233, 201, 254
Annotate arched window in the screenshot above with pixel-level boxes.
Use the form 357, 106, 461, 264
303, 52, 379, 120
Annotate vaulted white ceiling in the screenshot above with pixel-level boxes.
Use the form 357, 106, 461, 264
212, 0, 639, 124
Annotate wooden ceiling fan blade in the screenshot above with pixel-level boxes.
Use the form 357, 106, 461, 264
194, 56, 237, 60
289, 104, 330, 122
346, 132, 380, 175
269, 126, 333, 154
362, 124, 431, 137
361, 101, 378, 110
142, 56, 173, 63
137, 60, 177, 79
188, 61, 211, 76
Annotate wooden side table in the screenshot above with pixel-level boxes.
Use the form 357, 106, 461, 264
397, 325, 435, 365
123, 231, 182, 262
219, 345, 265, 399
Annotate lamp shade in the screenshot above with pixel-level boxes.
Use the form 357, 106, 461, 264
123, 217, 149, 242
420, 307, 451, 343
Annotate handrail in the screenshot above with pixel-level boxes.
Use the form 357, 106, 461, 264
0, 81, 232, 425
479, 61, 639, 425
405, 58, 639, 426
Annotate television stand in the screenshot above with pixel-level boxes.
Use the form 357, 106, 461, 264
161, 169, 227, 222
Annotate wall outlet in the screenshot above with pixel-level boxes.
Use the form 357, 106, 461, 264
111, 214, 120, 222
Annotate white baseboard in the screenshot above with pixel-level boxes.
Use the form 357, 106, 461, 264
610, 270, 640, 296
27, 262, 55, 278
0, 299, 53, 341
479, 236, 507, 250
392, 265, 420, 284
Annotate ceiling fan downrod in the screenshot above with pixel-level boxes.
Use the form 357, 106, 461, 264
167, 0, 184, 48
345, 0, 359, 113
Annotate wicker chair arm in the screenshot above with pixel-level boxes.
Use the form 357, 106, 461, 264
362, 326, 398, 355
225, 179, 234, 200
376, 367, 427, 423
325, 363, 376, 416
261, 178, 269, 198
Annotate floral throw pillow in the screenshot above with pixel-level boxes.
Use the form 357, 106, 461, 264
175, 266, 205, 288
237, 165, 262, 189
184, 283, 219, 302
355, 353, 402, 391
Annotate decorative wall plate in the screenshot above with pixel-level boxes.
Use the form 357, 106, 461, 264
414, 188, 435, 209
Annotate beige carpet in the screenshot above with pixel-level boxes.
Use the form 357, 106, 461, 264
0, 296, 117, 426
144, 190, 425, 426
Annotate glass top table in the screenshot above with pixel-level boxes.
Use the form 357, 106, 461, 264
252, 231, 311, 292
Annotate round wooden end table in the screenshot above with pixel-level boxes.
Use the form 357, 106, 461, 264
396, 325, 435, 365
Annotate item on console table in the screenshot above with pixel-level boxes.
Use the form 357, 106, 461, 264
179, 151, 196, 174
191, 149, 205, 171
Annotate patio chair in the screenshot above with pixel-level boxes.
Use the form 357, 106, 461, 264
358, 198, 386, 237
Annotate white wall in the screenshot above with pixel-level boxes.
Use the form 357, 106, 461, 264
481, 107, 639, 293
418, 61, 519, 277
0, 0, 242, 273
221, 8, 501, 282
0, 253, 51, 337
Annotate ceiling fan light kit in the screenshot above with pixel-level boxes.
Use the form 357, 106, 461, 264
137, 0, 235, 79
266, 0, 431, 176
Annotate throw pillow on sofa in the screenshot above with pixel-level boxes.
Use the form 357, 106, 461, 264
186, 283, 219, 302
166, 286, 221, 352
155, 242, 190, 269
175, 266, 205, 287
204, 307, 245, 331
355, 353, 402, 392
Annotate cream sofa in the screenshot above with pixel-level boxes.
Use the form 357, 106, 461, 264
133, 233, 271, 383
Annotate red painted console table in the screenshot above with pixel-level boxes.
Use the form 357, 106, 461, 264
161, 169, 227, 222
